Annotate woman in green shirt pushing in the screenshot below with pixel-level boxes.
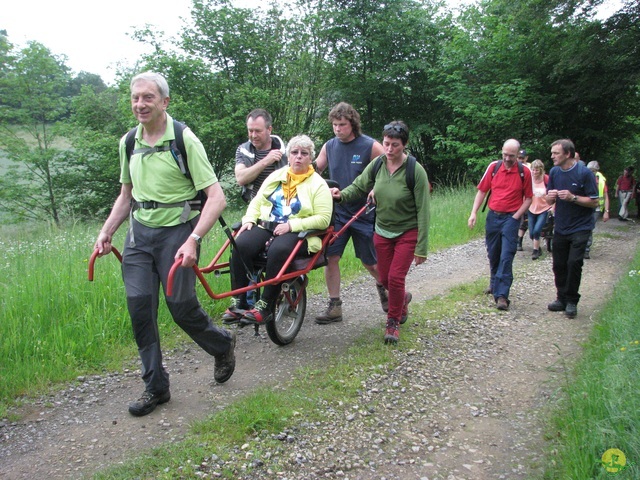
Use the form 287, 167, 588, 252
330, 121, 430, 344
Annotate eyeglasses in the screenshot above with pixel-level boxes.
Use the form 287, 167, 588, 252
383, 124, 408, 134
290, 149, 310, 157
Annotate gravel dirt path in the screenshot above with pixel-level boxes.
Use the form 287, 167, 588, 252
1, 218, 638, 479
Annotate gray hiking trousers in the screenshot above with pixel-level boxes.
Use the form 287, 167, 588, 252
122, 217, 232, 395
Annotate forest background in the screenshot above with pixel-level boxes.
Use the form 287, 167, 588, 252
0, 0, 639, 226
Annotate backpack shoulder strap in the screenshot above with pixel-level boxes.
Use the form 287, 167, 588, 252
371, 155, 417, 193
125, 120, 190, 179
518, 161, 525, 183
171, 119, 190, 179
370, 155, 384, 183
492, 160, 503, 177
125, 127, 137, 161
406, 156, 416, 192
482, 160, 502, 212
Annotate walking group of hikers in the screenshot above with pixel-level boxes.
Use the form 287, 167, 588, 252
469, 138, 635, 320
93, 71, 632, 417
93, 72, 429, 416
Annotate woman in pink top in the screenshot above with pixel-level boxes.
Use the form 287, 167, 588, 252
527, 159, 553, 260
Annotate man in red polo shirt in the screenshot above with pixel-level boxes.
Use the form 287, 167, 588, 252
468, 139, 533, 311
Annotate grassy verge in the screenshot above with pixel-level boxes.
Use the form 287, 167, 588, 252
542, 249, 640, 479
93, 278, 487, 479
0, 185, 482, 416
92, 238, 640, 479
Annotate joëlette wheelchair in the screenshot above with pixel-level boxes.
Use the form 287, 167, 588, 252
89, 184, 373, 346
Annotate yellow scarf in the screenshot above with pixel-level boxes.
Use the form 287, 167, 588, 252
283, 165, 315, 205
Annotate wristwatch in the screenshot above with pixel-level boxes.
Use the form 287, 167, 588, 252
189, 233, 202, 245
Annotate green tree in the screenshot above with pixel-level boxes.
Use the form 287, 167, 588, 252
301, 0, 455, 183
0, 41, 74, 224
64, 84, 132, 218
66, 71, 108, 97
435, 0, 640, 180
125, 0, 332, 206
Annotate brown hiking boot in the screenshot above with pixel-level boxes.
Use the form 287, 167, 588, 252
376, 283, 389, 312
496, 297, 509, 311
315, 299, 343, 324
384, 318, 400, 344
400, 291, 412, 324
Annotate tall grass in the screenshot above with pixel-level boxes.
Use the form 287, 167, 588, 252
0, 186, 481, 413
542, 250, 640, 479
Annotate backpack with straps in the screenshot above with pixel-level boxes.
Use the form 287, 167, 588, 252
124, 119, 207, 214
481, 160, 525, 212
370, 155, 417, 193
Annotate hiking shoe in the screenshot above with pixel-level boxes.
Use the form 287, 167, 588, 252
315, 299, 343, 324
384, 318, 400, 344
376, 283, 389, 313
583, 251, 590, 259
214, 331, 236, 383
548, 299, 566, 312
242, 299, 273, 325
128, 390, 171, 417
496, 297, 509, 311
400, 291, 412, 324
221, 296, 247, 325
532, 249, 541, 260
516, 239, 523, 251
565, 303, 578, 318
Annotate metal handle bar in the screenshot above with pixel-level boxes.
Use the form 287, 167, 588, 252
88, 247, 122, 281
329, 200, 374, 245
166, 228, 332, 299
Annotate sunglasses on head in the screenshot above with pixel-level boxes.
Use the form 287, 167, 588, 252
383, 123, 407, 134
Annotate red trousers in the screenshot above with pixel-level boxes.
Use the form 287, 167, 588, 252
374, 229, 418, 321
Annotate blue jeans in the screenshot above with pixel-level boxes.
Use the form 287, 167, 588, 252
528, 211, 549, 241
551, 230, 591, 305
485, 211, 520, 301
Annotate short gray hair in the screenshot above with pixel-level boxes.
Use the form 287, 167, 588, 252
286, 135, 316, 160
587, 161, 600, 171
130, 71, 170, 98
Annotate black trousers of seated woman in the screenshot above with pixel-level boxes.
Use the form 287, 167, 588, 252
230, 226, 308, 310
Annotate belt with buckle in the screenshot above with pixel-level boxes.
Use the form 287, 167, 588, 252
490, 210, 516, 216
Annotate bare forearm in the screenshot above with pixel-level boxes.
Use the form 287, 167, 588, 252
192, 183, 227, 238
100, 190, 132, 237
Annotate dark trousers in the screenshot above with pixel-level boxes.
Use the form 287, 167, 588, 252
485, 211, 520, 301
230, 226, 307, 307
551, 230, 591, 305
123, 218, 233, 395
